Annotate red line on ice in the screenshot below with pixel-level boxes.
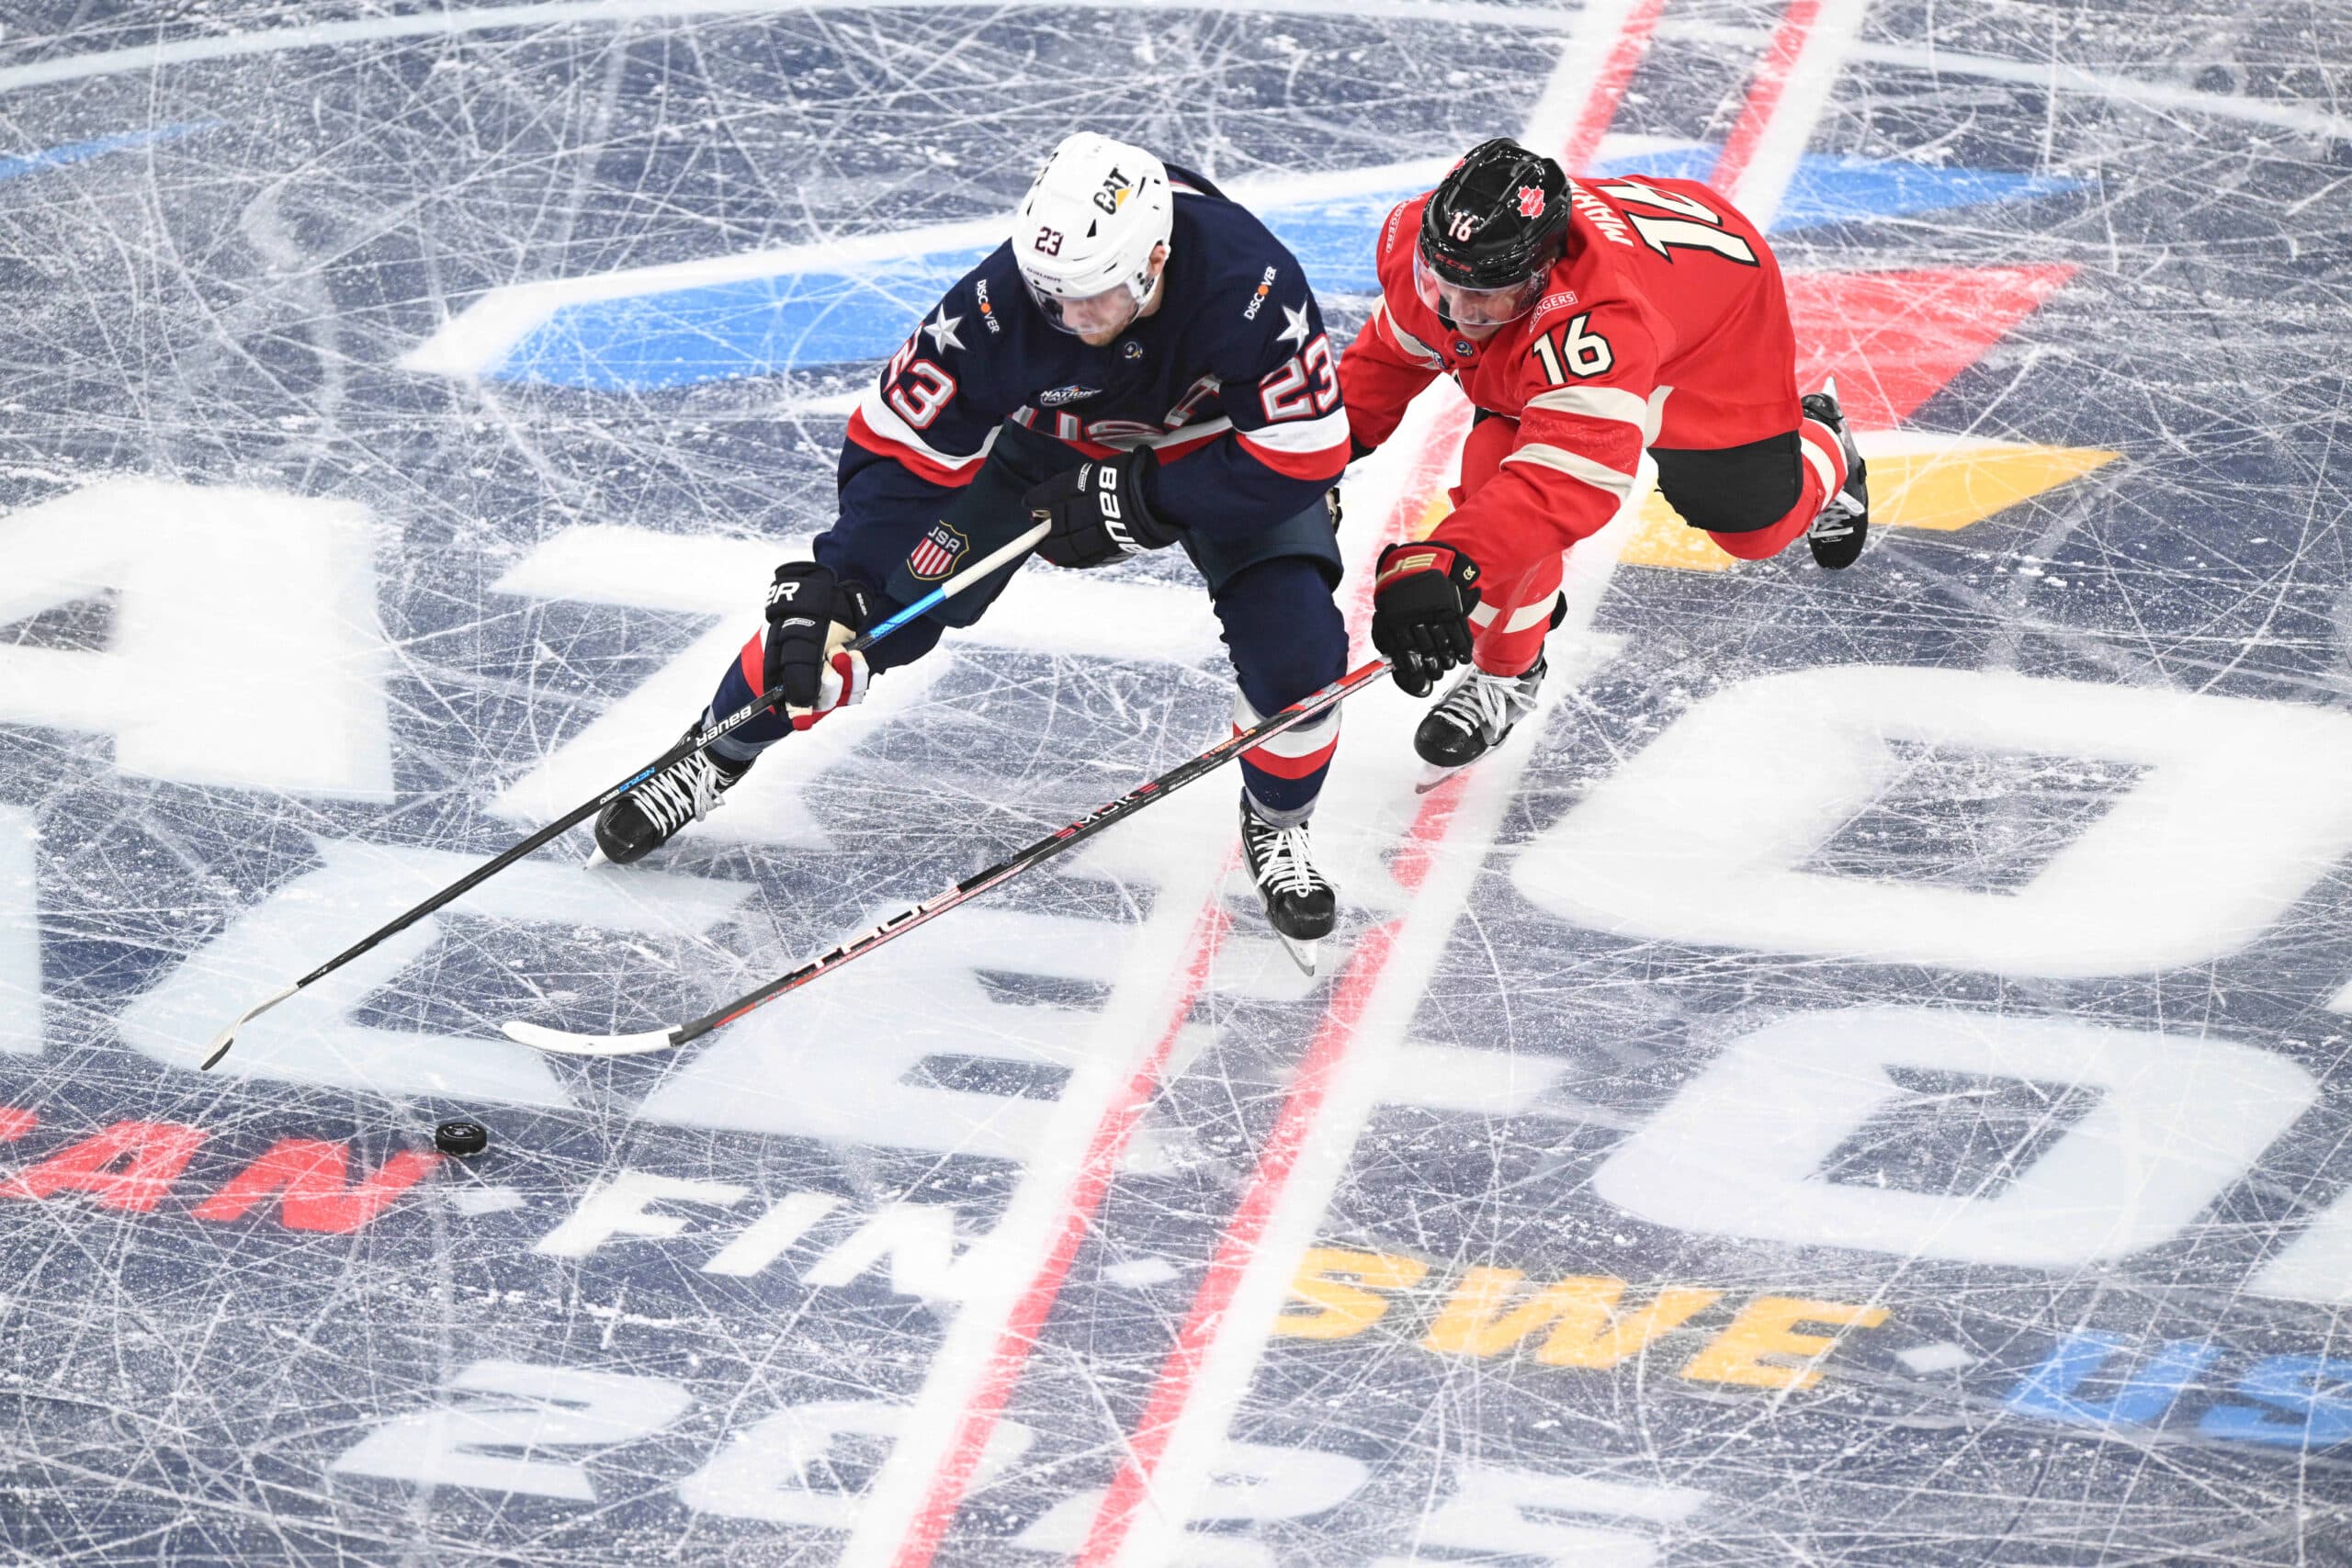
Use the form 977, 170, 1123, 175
1073, 780, 1466, 1566
888, 897, 1233, 1568
1709, 0, 1824, 192
1557, 0, 1668, 176
1068, 1, 1837, 1557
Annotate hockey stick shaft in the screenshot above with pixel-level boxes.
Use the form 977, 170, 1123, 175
503, 657, 1390, 1056
198, 522, 1046, 1070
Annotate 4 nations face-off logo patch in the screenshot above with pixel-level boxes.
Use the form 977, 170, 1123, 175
908, 520, 969, 581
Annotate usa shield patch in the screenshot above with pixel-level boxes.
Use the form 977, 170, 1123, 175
907, 521, 969, 581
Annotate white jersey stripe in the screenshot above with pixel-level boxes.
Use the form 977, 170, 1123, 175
1466, 596, 1559, 632
1523, 384, 1651, 428
1237, 405, 1352, 454
1375, 301, 1444, 368
1499, 440, 1638, 496
1134, 417, 1233, 450
854, 381, 990, 471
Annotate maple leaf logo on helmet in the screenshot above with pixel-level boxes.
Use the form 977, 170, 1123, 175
1517, 185, 1545, 219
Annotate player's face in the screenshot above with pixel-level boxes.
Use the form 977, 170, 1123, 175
1032, 245, 1170, 345
1413, 247, 1543, 340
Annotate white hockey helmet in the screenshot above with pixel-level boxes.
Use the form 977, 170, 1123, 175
1012, 131, 1173, 336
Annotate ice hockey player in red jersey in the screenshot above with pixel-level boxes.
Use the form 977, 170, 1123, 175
1343, 138, 1870, 781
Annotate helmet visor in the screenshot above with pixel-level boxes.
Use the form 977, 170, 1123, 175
1412, 245, 1544, 330
1023, 271, 1146, 338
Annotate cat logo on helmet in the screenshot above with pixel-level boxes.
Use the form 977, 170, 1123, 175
1092, 166, 1134, 215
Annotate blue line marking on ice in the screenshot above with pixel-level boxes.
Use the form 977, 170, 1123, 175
0, 121, 214, 184
488, 151, 2081, 390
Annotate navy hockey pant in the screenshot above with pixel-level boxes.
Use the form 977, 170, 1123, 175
704, 431, 1347, 825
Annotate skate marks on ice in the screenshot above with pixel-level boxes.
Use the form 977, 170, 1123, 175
0, 1, 2350, 1564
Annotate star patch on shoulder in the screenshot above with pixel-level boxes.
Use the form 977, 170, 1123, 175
922, 306, 965, 354
1275, 301, 1311, 348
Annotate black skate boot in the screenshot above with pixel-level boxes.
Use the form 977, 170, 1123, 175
1801, 379, 1870, 570
1413, 654, 1546, 793
1238, 796, 1337, 976
594, 726, 752, 864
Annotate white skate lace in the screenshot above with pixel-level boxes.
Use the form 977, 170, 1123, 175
632, 751, 729, 834
1809, 495, 1863, 539
1246, 818, 1327, 899
1434, 668, 1535, 744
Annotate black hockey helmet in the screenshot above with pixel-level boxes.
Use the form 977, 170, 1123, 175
1416, 138, 1571, 328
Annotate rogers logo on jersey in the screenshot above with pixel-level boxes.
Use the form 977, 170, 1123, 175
1531, 288, 1580, 323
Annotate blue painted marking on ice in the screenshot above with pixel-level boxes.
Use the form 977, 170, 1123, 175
1599, 144, 2080, 232
0, 121, 214, 184
2004, 1333, 2222, 1430
488, 152, 2081, 391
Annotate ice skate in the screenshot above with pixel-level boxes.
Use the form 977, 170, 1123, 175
593, 725, 752, 864
1239, 796, 1337, 976
1413, 655, 1546, 793
1801, 379, 1870, 570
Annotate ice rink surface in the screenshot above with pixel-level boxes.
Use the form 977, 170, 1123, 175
2, 1, 2350, 1562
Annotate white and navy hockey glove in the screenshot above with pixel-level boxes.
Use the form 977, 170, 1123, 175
763, 560, 873, 724
1027, 449, 1182, 570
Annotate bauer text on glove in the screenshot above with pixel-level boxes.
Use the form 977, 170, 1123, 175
1027, 450, 1182, 569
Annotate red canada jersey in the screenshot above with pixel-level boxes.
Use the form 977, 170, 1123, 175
1338, 176, 1797, 583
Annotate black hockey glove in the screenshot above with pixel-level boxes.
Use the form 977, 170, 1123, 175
1371, 540, 1482, 696
763, 560, 872, 710
1027, 449, 1182, 570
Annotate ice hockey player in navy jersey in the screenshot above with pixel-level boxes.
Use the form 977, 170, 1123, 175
594, 131, 1356, 966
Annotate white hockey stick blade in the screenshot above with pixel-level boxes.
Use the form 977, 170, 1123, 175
501, 1018, 680, 1056
198, 983, 301, 1071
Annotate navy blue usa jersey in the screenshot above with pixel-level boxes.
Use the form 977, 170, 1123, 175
840, 166, 1351, 546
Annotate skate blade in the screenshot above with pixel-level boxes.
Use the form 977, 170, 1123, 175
1274, 932, 1320, 977
1415, 761, 1470, 795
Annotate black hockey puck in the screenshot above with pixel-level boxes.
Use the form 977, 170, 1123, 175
434, 1119, 490, 1157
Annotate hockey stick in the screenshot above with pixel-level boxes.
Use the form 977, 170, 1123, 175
501, 656, 1392, 1056
197, 522, 1049, 1071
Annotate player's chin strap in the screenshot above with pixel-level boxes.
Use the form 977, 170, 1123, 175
502, 657, 1394, 1057
197, 521, 1050, 1072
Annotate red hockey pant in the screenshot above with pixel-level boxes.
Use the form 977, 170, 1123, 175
1447, 408, 1847, 677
